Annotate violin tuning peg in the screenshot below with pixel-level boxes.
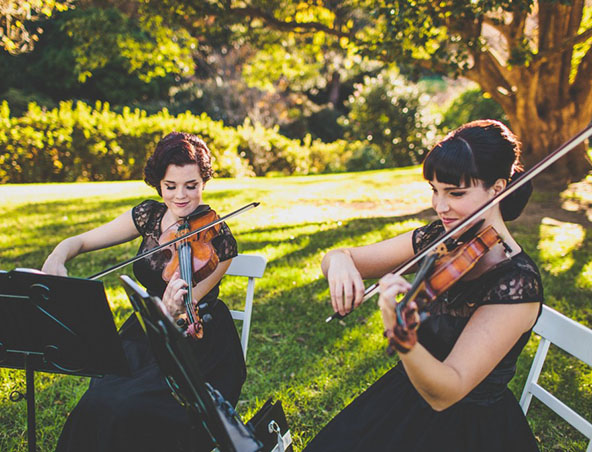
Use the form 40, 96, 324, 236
501, 241, 513, 258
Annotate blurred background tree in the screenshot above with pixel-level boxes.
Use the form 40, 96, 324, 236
1, 0, 590, 184
0, 0, 73, 54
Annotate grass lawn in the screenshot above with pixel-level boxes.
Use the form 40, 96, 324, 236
1, 167, 591, 451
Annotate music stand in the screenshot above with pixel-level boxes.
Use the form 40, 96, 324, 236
119, 274, 262, 452
0, 269, 129, 452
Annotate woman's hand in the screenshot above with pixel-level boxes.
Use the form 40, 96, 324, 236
326, 250, 365, 316
41, 253, 69, 276
162, 271, 190, 319
377, 273, 419, 354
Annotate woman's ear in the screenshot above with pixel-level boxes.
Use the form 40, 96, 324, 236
490, 178, 506, 196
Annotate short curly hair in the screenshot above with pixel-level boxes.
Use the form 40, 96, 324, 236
144, 132, 213, 196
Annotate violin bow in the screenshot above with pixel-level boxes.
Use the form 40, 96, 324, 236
326, 122, 592, 323
88, 202, 259, 280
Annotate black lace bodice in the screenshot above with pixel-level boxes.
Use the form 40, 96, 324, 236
412, 221, 544, 405
131, 200, 238, 301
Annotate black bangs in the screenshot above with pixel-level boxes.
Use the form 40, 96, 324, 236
422, 138, 478, 187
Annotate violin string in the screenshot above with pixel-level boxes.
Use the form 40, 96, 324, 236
178, 239, 196, 324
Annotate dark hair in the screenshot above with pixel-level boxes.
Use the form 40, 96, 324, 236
422, 119, 532, 221
144, 132, 213, 196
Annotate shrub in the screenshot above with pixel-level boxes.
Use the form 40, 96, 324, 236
439, 88, 507, 133
342, 68, 434, 168
0, 101, 360, 183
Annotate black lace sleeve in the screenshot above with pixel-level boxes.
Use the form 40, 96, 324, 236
212, 222, 238, 262
412, 221, 445, 254
480, 254, 544, 305
132, 200, 163, 236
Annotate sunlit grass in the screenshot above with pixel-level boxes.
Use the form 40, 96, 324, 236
576, 260, 592, 289
1, 168, 591, 452
537, 218, 585, 275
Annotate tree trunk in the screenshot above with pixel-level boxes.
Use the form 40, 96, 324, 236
509, 114, 590, 188
504, 79, 591, 188
470, 62, 591, 189
328, 71, 341, 107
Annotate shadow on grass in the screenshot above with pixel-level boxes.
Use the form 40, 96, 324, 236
4, 191, 591, 451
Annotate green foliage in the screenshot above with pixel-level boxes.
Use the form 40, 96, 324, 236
342, 67, 434, 167
439, 88, 507, 133
242, 37, 326, 93
0, 88, 57, 116
64, 8, 195, 84
0, 0, 73, 54
0, 8, 190, 106
0, 100, 359, 183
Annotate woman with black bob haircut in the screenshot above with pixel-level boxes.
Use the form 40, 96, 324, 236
43, 132, 246, 452
423, 119, 533, 221
307, 119, 542, 452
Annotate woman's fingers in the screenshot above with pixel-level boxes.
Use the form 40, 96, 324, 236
378, 274, 411, 306
330, 276, 364, 316
163, 272, 189, 316
352, 277, 365, 308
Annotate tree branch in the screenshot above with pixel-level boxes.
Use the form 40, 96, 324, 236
535, 27, 592, 63
572, 43, 592, 108
219, 6, 353, 38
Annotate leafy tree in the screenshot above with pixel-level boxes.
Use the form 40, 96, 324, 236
371, 0, 592, 185
0, 7, 196, 105
0, 0, 72, 54
141, 0, 592, 186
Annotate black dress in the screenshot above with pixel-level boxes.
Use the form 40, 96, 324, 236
304, 221, 543, 452
56, 200, 246, 452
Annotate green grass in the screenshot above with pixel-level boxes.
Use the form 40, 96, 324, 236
1, 167, 591, 451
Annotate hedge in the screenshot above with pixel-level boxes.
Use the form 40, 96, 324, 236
0, 100, 362, 183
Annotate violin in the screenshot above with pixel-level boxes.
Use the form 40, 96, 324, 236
86, 202, 259, 337
384, 224, 509, 354
159, 208, 222, 339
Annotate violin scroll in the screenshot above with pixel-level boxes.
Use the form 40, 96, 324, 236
384, 301, 421, 355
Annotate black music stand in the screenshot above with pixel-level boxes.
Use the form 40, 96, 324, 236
0, 269, 129, 452
119, 274, 262, 452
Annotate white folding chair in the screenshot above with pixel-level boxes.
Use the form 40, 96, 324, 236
520, 304, 592, 452
224, 254, 267, 361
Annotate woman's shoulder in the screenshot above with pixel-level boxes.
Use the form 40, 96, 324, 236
479, 251, 543, 305
132, 199, 166, 235
412, 220, 444, 253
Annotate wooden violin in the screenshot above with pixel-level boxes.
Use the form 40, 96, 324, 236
159, 208, 222, 339
384, 224, 509, 354
86, 202, 259, 337
89, 202, 258, 281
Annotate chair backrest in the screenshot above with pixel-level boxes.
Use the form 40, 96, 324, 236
520, 304, 592, 452
224, 254, 267, 361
